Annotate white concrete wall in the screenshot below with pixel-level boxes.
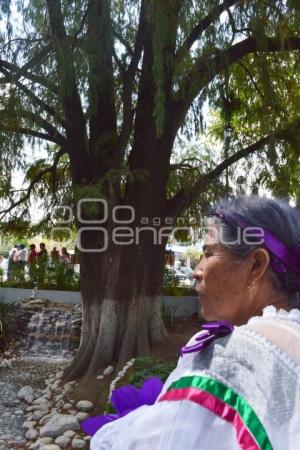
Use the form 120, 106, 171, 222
0, 287, 81, 305
0, 287, 198, 316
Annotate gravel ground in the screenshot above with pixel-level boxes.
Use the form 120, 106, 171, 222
0, 357, 69, 450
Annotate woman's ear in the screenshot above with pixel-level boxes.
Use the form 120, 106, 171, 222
248, 248, 270, 283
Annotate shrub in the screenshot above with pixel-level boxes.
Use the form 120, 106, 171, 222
0, 301, 16, 351
127, 356, 177, 388
162, 285, 195, 296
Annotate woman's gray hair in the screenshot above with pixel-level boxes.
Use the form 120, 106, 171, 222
205, 196, 300, 308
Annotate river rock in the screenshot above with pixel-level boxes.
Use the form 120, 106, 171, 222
22, 420, 37, 429
52, 380, 61, 390
56, 400, 65, 409
32, 408, 49, 421
75, 400, 93, 412
62, 402, 72, 409
54, 435, 71, 448
18, 385, 34, 403
40, 414, 80, 438
34, 396, 49, 405
103, 365, 114, 376
25, 428, 39, 440
32, 402, 52, 411
64, 430, 76, 438
30, 437, 54, 449
34, 389, 43, 399
39, 445, 61, 450
71, 438, 86, 449
75, 412, 89, 422
39, 413, 55, 426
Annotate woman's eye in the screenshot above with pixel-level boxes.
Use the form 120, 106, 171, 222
204, 251, 213, 258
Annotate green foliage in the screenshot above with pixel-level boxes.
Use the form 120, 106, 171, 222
127, 357, 177, 388
162, 285, 195, 297
183, 247, 202, 267
46, 262, 79, 291
0, 301, 16, 351
0, 261, 80, 291
73, 184, 106, 221
0, 0, 299, 224
163, 266, 178, 288
148, 1, 168, 136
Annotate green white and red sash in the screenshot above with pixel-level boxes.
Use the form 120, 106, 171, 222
158, 375, 273, 450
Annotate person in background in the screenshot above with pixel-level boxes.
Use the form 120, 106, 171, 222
37, 242, 48, 285
60, 247, 73, 283
7, 244, 19, 281
28, 244, 37, 282
0, 255, 6, 282
16, 244, 27, 282
60, 247, 71, 264
50, 246, 60, 264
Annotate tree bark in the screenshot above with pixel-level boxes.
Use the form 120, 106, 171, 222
64, 231, 169, 380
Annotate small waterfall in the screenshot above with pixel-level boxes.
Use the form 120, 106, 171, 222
25, 305, 81, 358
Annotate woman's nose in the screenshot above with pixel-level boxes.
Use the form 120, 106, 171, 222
193, 261, 203, 281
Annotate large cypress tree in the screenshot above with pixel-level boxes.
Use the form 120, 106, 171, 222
0, 1, 299, 378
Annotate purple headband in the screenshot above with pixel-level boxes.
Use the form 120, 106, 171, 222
213, 211, 300, 288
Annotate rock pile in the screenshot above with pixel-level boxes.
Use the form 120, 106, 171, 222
18, 370, 91, 450
0, 340, 22, 368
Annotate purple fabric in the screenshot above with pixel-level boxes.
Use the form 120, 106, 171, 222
81, 376, 164, 437
180, 320, 234, 356
214, 211, 300, 282
80, 413, 120, 437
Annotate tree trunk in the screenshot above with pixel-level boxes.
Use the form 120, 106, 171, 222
64, 227, 169, 380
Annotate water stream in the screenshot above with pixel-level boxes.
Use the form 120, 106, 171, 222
25, 306, 81, 358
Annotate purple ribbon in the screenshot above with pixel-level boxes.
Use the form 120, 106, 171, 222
180, 320, 234, 357
81, 377, 163, 436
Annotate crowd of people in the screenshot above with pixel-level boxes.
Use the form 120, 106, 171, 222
5, 242, 72, 284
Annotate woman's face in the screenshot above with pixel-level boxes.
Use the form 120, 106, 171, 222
193, 226, 251, 325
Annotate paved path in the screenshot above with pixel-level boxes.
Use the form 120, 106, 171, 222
0, 358, 68, 450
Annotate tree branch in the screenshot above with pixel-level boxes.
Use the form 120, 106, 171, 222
15, 44, 52, 77
7, 110, 67, 146
0, 125, 66, 146
237, 60, 264, 100
0, 66, 66, 129
0, 148, 66, 219
115, 0, 146, 165
113, 30, 133, 56
0, 42, 56, 98
87, 0, 117, 149
0, 59, 59, 94
167, 118, 300, 217
45, 0, 88, 164
175, 0, 238, 63
172, 36, 300, 133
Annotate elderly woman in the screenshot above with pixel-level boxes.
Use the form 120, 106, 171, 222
89, 196, 300, 450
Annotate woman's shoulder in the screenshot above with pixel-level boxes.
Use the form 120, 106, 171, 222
170, 308, 300, 425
